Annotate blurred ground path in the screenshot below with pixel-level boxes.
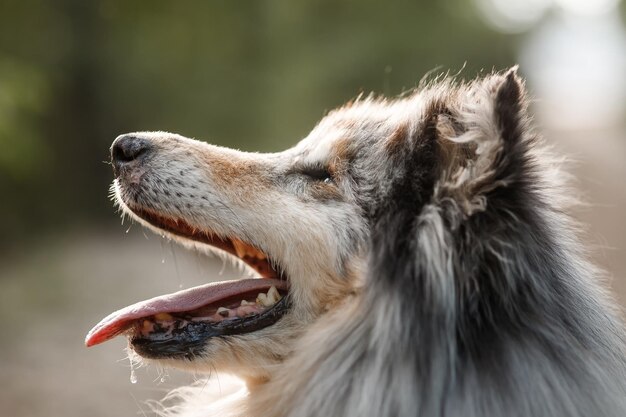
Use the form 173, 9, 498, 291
0, 229, 239, 417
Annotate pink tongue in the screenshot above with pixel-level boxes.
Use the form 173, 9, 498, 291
85, 278, 288, 347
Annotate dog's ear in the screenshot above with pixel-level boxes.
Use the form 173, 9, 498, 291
492, 67, 527, 149
369, 70, 532, 293
432, 68, 533, 216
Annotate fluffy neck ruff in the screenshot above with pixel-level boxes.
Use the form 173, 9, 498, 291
247, 70, 626, 417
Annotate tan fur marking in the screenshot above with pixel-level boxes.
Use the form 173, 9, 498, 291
330, 137, 353, 161
198, 154, 270, 189
384, 123, 409, 155
436, 114, 476, 178
328, 137, 354, 176
309, 182, 343, 201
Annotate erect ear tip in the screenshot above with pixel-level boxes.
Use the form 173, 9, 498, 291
496, 66, 525, 110
505, 65, 520, 78
492, 66, 528, 147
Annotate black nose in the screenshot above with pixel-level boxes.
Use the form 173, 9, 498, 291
111, 134, 150, 175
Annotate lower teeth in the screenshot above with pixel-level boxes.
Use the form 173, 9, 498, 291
145, 286, 283, 333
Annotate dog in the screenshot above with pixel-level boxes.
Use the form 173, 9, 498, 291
86, 69, 626, 417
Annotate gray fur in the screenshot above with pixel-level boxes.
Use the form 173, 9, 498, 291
251, 70, 626, 417
108, 69, 626, 417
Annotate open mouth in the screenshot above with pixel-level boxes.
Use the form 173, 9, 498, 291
85, 205, 290, 360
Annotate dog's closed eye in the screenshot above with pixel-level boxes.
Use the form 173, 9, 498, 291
300, 164, 334, 184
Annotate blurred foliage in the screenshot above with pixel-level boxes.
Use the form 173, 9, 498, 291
0, 0, 524, 250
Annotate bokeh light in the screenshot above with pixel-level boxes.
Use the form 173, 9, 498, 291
1, 2, 624, 416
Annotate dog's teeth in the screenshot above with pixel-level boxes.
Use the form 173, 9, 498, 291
256, 287, 280, 307
141, 319, 154, 334
217, 307, 230, 317
246, 245, 264, 259
232, 239, 248, 258
256, 292, 267, 305
154, 313, 173, 322
232, 238, 267, 260
241, 300, 253, 306
267, 286, 281, 304
256, 292, 272, 307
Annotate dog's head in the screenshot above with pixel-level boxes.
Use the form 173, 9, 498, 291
86, 69, 528, 381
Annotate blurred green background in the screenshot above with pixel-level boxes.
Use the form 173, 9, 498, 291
1, 1, 625, 416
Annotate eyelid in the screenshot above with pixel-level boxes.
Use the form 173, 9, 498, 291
300, 163, 333, 181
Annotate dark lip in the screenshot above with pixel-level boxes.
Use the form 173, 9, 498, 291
130, 296, 292, 359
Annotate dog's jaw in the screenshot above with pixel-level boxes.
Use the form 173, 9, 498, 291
90, 132, 367, 381
93, 88, 428, 387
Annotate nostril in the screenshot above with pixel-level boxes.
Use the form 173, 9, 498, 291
111, 135, 150, 164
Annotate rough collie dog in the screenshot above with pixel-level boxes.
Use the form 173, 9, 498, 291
86, 69, 626, 417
